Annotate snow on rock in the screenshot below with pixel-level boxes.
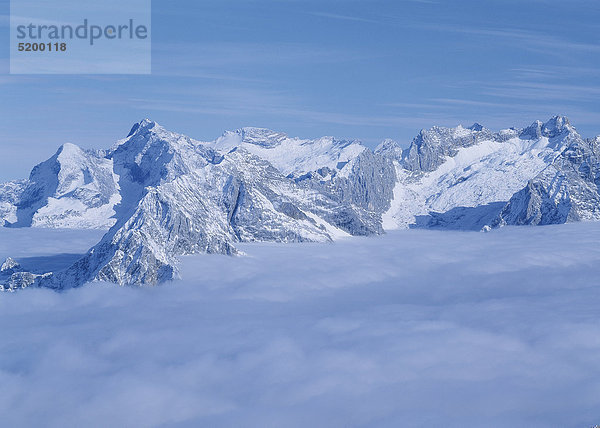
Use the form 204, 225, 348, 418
0, 257, 20, 273
493, 134, 600, 226
214, 127, 367, 178
0, 180, 27, 226
401, 123, 499, 173
8, 143, 120, 229
382, 116, 578, 230
374, 138, 403, 162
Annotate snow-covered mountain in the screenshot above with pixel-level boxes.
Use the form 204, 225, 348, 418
1, 120, 384, 290
493, 134, 600, 226
7, 143, 120, 229
380, 116, 583, 230
1, 115, 599, 291
213, 127, 397, 216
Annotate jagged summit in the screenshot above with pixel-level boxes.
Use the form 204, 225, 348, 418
215, 127, 289, 150
401, 122, 495, 172
468, 123, 484, 131
7, 139, 120, 229
374, 139, 403, 161
127, 118, 159, 137
56, 141, 84, 154
519, 115, 575, 140
238, 127, 289, 147
545, 114, 570, 129
110, 119, 220, 187
0, 257, 20, 272
214, 127, 366, 177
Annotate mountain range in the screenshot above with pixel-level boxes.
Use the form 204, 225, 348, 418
1, 116, 599, 291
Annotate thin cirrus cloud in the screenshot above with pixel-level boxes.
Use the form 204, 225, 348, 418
121, 97, 437, 132
151, 41, 379, 73
481, 81, 600, 102
411, 23, 600, 56
308, 11, 380, 24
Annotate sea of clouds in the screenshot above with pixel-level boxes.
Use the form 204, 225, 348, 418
1, 224, 599, 427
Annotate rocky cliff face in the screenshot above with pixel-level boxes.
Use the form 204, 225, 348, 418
401, 123, 498, 173
304, 150, 396, 211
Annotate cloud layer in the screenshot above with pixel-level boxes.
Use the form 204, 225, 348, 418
1, 224, 600, 427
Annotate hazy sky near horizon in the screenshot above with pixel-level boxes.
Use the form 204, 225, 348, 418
1, 0, 599, 180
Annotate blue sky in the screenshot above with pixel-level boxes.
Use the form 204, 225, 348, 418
1, 0, 599, 181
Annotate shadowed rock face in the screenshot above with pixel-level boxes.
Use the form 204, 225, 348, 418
294, 149, 396, 231
411, 202, 507, 231
401, 124, 498, 173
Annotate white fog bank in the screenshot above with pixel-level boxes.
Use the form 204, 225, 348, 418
1, 224, 599, 427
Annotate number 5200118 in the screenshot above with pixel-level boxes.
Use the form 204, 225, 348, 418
18, 42, 67, 52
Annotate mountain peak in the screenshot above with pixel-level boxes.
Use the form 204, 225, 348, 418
376, 138, 400, 149
238, 127, 288, 147
239, 126, 277, 134
468, 123, 484, 131
56, 142, 84, 155
543, 115, 570, 133
520, 115, 574, 140
127, 119, 160, 137
375, 139, 403, 160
